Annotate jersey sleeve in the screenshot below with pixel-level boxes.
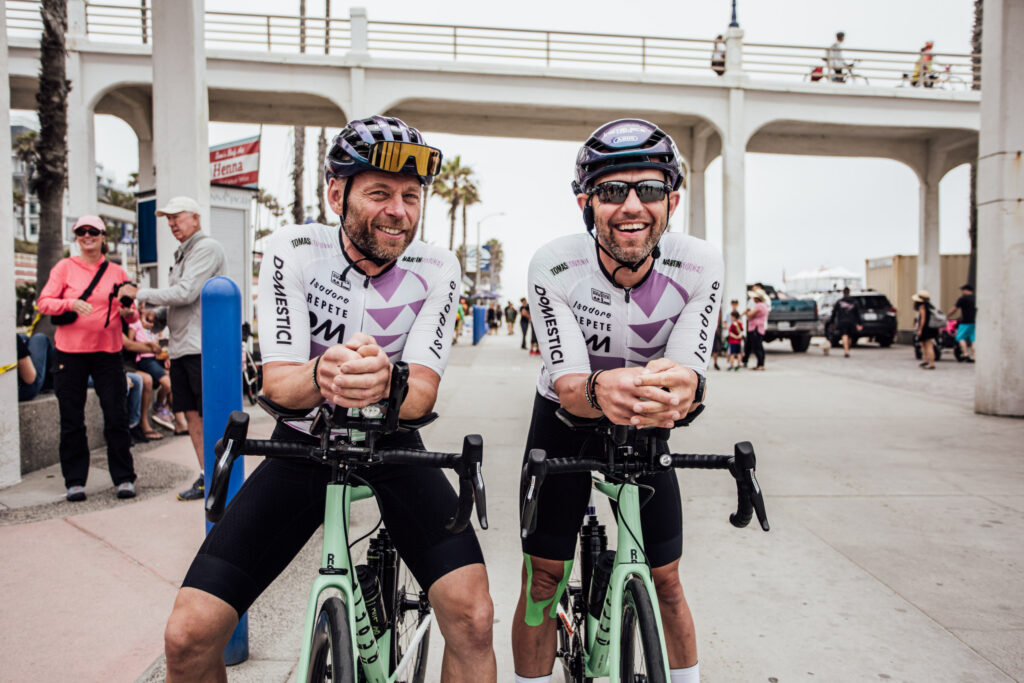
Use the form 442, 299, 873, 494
528, 250, 592, 382
400, 253, 460, 378
257, 232, 312, 364
664, 242, 724, 375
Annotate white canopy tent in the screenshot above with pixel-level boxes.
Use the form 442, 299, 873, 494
784, 267, 863, 294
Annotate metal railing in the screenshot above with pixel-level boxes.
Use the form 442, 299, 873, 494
4, 0, 980, 90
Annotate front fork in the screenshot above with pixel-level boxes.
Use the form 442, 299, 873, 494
295, 483, 391, 683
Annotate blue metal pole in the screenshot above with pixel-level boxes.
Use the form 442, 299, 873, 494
472, 304, 487, 345
201, 276, 249, 665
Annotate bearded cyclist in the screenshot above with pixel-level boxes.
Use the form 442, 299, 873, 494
163, 116, 496, 682
511, 119, 723, 683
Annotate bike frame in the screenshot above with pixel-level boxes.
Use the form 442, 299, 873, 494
578, 478, 671, 681
294, 481, 432, 683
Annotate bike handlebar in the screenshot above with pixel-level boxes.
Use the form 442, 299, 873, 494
206, 413, 488, 534
519, 441, 770, 539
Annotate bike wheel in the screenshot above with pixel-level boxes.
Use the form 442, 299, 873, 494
619, 577, 667, 683
556, 583, 590, 683
307, 596, 356, 683
391, 559, 430, 683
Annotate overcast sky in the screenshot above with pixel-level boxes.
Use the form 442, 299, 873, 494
71, 0, 977, 299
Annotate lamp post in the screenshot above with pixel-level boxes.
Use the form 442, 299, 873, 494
474, 211, 505, 296
729, 0, 739, 27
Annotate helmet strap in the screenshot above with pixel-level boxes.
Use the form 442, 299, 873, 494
337, 177, 396, 273
585, 193, 663, 298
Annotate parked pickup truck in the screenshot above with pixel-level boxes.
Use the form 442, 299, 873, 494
754, 284, 819, 353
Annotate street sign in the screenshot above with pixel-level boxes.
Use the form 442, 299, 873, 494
210, 135, 260, 188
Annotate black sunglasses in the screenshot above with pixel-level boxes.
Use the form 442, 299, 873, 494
592, 180, 672, 205
74, 227, 103, 237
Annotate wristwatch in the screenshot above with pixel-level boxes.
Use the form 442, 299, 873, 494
693, 371, 706, 404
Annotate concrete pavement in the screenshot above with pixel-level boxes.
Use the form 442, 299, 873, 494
1, 333, 1021, 682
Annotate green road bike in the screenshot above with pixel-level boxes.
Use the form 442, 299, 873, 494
521, 409, 769, 682
206, 362, 488, 683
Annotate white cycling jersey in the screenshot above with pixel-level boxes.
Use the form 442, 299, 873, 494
528, 232, 723, 401
258, 221, 460, 386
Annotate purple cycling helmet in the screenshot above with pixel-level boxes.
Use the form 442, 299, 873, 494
571, 118, 684, 195
325, 115, 441, 185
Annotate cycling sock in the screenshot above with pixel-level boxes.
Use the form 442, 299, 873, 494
513, 675, 552, 683
523, 555, 573, 626
670, 662, 700, 683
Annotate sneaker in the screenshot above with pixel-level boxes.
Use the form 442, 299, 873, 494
66, 485, 86, 502
177, 474, 205, 501
151, 406, 175, 431
116, 481, 136, 499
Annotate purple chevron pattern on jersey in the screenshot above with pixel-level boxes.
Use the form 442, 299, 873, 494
364, 267, 429, 358
527, 232, 723, 402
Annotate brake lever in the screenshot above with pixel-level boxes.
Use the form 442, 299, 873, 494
730, 441, 770, 532
205, 411, 249, 523
463, 434, 488, 530
520, 449, 547, 539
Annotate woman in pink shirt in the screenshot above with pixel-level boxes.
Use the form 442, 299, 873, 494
36, 216, 139, 501
743, 289, 770, 371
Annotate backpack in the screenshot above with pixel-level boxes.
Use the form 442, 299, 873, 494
927, 305, 947, 329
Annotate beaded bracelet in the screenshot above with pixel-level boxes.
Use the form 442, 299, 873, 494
312, 354, 324, 391
584, 369, 605, 411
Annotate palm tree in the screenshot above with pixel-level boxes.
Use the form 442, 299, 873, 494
460, 182, 480, 272
316, 128, 328, 223
12, 130, 37, 241
485, 238, 504, 291
967, 0, 982, 286
291, 126, 305, 224
34, 0, 70, 297
431, 156, 478, 267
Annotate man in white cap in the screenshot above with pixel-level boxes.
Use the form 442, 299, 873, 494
120, 196, 226, 500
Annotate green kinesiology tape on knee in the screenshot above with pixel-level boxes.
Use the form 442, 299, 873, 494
523, 556, 574, 627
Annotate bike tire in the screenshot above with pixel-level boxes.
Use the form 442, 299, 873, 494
307, 596, 356, 683
392, 559, 430, 683
556, 584, 591, 683
619, 577, 667, 683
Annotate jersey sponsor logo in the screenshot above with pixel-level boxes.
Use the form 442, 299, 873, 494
309, 277, 350, 303
662, 258, 682, 268
584, 333, 611, 353
330, 271, 352, 290
575, 313, 613, 332
403, 254, 446, 268
572, 301, 612, 318
309, 311, 346, 344
306, 292, 350, 318
533, 284, 564, 365
591, 288, 611, 305
402, 256, 422, 263
271, 255, 292, 345
551, 258, 589, 277
291, 237, 311, 248
429, 280, 457, 359
550, 262, 568, 276
693, 280, 721, 363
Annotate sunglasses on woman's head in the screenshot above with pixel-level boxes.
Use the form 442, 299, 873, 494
591, 180, 672, 205
74, 227, 103, 237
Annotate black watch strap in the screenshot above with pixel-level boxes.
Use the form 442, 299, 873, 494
693, 371, 706, 404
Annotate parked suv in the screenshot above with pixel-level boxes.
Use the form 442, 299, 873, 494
824, 290, 897, 347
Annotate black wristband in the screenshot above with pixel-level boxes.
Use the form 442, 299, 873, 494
312, 354, 324, 392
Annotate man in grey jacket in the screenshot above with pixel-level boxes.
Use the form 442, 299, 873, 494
123, 196, 226, 500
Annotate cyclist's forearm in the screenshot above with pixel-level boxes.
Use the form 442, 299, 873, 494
262, 360, 324, 410
398, 364, 440, 419
553, 373, 602, 419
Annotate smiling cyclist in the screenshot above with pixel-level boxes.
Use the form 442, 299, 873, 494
163, 116, 496, 683
512, 119, 724, 683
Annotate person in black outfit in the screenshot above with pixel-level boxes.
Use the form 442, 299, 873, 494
947, 283, 976, 362
913, 290, 938, 369
829, 287, 863, 358
519, 297, 531, 349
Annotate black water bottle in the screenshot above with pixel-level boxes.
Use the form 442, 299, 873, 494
578, 516, 607, 612
588, 550, 616, 619
356, 564, 388, 639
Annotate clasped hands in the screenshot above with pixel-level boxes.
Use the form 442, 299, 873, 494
595, 358, 702, 429
315, 332, 391, 408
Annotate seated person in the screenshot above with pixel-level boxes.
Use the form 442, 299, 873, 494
17, 332, 54, 401
125, 316, 174, 432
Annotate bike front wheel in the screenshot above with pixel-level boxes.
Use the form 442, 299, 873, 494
307, 597, 356, 683
619, 577, 667, 683
392, 560, 431, 683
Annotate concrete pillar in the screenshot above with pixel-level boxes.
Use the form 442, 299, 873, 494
1, 5, 22, 487
975, 0, 1024, 417
65, 50, 96, 222
349, 7, 368, 58
152, 0, 209, 288
138, 138, 155, 191
917, 153, 941, 307
724, 25, 743, 74
687, 125, 712, 239
721, 89, 747, 306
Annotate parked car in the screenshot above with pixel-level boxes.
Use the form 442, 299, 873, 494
824, 290, 897, 347
754, 284, 818, 353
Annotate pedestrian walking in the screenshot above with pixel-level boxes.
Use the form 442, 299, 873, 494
913, 290, 938, 370
947, 283, 976, 363
504, 300, 517, 335
519, 297, 531, 349
829, 287, 863, 357
35, 215, 140, 501
727, 310, 744, 370
130, 196, 227, 501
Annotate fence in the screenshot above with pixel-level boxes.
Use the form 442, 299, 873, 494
4, 0, 980, 88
